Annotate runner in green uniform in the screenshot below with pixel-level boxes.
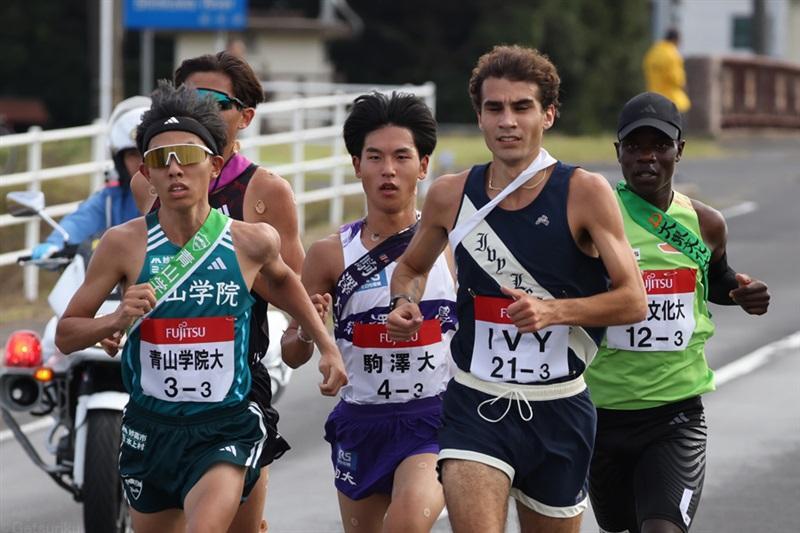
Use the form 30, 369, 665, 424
585, 92, 770, 533
55, 81, 346, 533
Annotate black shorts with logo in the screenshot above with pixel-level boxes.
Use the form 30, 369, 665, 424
589, 396, 707, 533
248, 363, 290, 468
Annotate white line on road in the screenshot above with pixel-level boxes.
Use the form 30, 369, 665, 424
714, 330, 800, 386
0, 416, 52, 443
721, 201, 758, 219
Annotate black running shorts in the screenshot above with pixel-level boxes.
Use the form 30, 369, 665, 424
589, 396, 707, 533
248, 362, 290, 468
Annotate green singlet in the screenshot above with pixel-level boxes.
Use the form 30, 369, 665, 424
585, 190, 715, 410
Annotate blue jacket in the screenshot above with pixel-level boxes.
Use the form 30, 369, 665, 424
44, 183, 140, 247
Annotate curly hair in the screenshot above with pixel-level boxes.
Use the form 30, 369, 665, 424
468, 45, 561, 115
175, 51, 265, 108
136, 80, 228, 154
343, 91, 437, 158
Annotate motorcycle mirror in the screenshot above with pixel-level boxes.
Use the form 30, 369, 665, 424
6, 191, 45, 217
5, 191, 70, 242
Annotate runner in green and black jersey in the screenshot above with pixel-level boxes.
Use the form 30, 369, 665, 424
585, 92, 770, 533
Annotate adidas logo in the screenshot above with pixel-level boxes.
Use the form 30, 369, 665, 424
642, 104, 657, 114
207, 257, 227, 270
164, 117, 180, 124
669, 412, 691, 425
535, 214, 550, 226
219, 445, 237, 456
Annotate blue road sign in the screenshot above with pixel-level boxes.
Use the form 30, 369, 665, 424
124, 0, 247, 30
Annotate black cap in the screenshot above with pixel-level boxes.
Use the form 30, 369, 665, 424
617, 92, 682, 141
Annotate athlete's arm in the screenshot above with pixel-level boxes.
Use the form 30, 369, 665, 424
241, 223, 347, 396
244, 168, 305, 274
504, 169, 647, 332
130, 169, 157, 214
693, 199, 770, 314
388, 172, 463, 341
243, 169, 305, 311
56, 222, 152, 354
281, 235, 340, 369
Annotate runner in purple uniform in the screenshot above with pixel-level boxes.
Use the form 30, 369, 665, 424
281, 92, 457, 533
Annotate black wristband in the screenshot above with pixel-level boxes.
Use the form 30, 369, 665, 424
389, 294, 416, 311
708, 252, 738, 305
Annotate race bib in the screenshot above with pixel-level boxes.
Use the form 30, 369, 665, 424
470, 296, 569, 383
139, 316, 235, 402
350, 320, 445, 403
606, 269, 697, 352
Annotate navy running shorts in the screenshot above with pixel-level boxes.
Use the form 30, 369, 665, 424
438, 375, 596, 518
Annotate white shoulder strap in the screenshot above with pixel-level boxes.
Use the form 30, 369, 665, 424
448, 148, 557, 251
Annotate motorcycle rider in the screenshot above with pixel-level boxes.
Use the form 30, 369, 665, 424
31, 96, 150, 259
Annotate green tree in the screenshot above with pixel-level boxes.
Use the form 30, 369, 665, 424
0, 1, 91, 128
328, 0, 649, 133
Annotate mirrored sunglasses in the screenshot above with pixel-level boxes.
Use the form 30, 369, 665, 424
196, 88, 246, 111
143, 144, 214, 168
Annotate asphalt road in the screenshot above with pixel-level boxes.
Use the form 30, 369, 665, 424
1, 137, 798, 532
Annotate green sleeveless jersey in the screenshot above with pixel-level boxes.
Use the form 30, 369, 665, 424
121, 212, 255, 416
585, 190, 715, 409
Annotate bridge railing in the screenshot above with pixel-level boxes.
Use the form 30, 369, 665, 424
686, 55, 800, 135
0, 82, 436, 300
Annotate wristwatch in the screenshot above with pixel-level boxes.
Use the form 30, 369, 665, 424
389, 294, 416, 311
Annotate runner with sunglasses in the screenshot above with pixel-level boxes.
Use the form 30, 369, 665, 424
130, 51, 311, 532
55, 82, 344, 533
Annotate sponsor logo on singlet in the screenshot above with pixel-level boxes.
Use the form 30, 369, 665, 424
356, 269, 387, 292
148, 255, 173, 275
658, 242, 681, 254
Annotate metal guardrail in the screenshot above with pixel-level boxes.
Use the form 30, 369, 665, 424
0, 83, 436, 300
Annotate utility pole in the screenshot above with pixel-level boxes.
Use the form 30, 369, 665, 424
751, 0, 768, 55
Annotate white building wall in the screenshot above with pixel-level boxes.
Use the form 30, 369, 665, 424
173, 32, 335, 82
250, 34, 333, 81
652, 0, 794, 60
680, 0, 752, 56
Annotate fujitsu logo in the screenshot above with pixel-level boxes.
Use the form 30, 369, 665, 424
165, 320, 206, 341
644, 273, 673, 291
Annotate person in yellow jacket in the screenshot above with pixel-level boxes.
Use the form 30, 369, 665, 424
643, 29, 691, 113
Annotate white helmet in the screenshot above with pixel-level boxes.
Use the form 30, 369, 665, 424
108, 95, 151, 157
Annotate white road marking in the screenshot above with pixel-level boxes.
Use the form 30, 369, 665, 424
721, 201, 758, 219
0, 416, 53, 443
714, 330, 800, 386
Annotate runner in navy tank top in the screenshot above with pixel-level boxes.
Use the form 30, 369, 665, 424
55, 83, 342, 533
281, 92, 454, 533
388, 45, 647, 533
129, 51, 305, 532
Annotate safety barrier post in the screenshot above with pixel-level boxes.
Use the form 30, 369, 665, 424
24, 126, 43, 302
